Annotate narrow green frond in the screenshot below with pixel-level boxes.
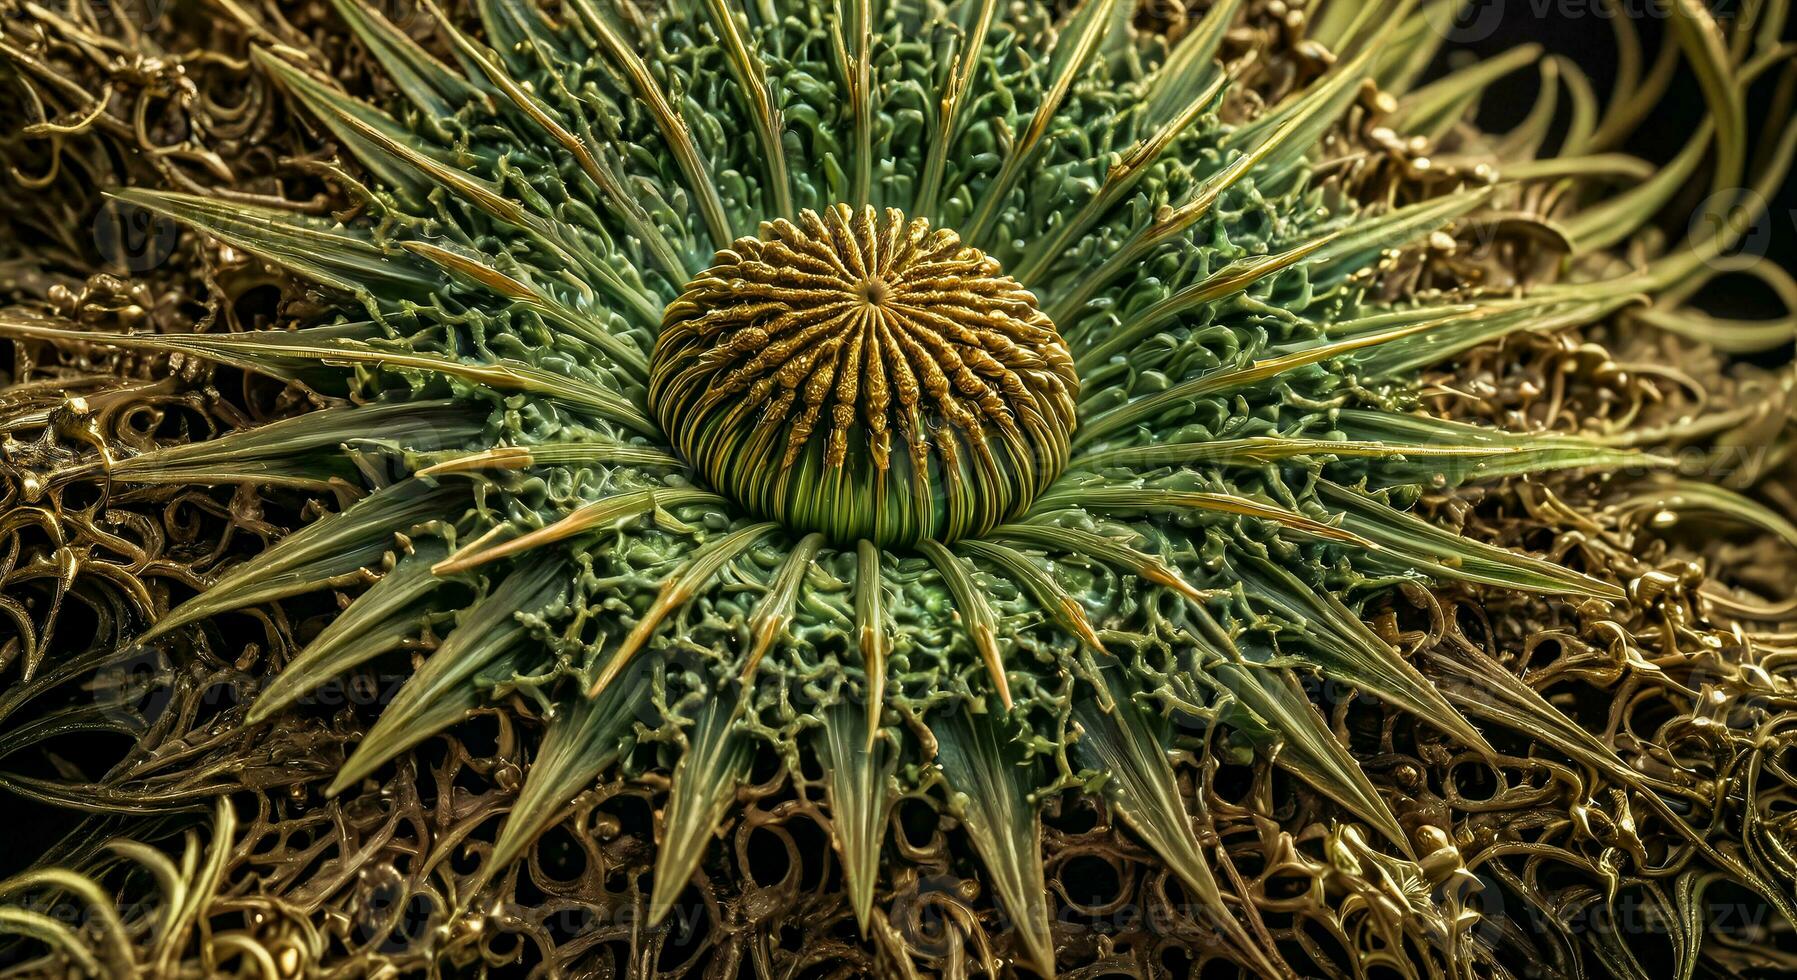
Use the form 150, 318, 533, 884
1419, 644, 1673, 795
992, 524, 1212, 612
958, 538, 1107, 660
1232, 555, 1493, 755
962, 0, 1127, 245
691, 0, 793, 217
741, 533, 827, 681
1072, 670, 1284, 978
267, 343, 657, 435
856, 540, 889, 748
329, 558, 566, 796
816, 703, 896, 933
109, 188, 437, 295
1075, 233, 1338, 364
1353, 298, 1631, 379
834, 0, 875, 206
246, 540, 450, 725
1215, 663, 1410, 851
0, 315, 375, 384
1632, 294, 1797, 355
1332, 409, 1671, 484
589, 522, 782, 698
1388, 45, 1542, 138
1032, 486, 1373, 549
1137, 0, 1246, 126
433, 488, 723, 575
327, 0, 486, 119
399, 240, 655, 373
482, 665, 649, 886
913, 0, 999, 218
563, 0, 734, 247
1072, 435, 1520, 472
420, 2, 692, 284
143, 480, 461, 643
416, 439, 683, 477
1076, 316, 1449, 439
92, 402, 480, 490
932, 711, 1053, 976
650, 694, 753, 924
1015, 71, 1231, 287
919, 539, 1010, 709
1301, 186, 1497, 288
1050, 34, 1383, 323
1317, 481, 1626, 599
253, 48, 442, 201
1566, 120, 1714, 254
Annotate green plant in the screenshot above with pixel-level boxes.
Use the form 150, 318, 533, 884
1, 0, 1792, 974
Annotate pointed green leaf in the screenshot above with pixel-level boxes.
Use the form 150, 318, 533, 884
329, 558, 566, 796
816, 703, 896, 933
1032, 485, 1372, 548
98, 401, 480, 489
692, 0, 792, 217
1215, 663, 1410, 850
253, 48, 442, 200
913, 0, 999, 217
327, 0, 485, 118
1010, 0, 1240, 282
435, 487, 724, 575
856, 540, 889, 747
1351, 298, 1630, 379
992, 521, 1215, 604
963, 0, 1127, 244
398, 240, 654, 376
0, 314, 375, 384
422, 3, 692, 284
108, 189, 439, 295
1076, 233, 1338, 365
741, 533, 826, 681
415, 438, 682, 476
1304, 187, 1496, 288
918, 539, 1010, 709
1231, 554, 1492, 754
144, 479, 463, 642
483, 663, 650, 883
1075, 313, 1458, 446
1331, 408, 1669, 485
247, 539, 450, 725
589, 522, 781, 697
1071, 671, 1283, 976
650, 694, 753, 923
1316, 481, 1625, 599
932, 710, 1053, 976
1388, 45, 1543, 137
564, 0, 734, 247
958, 538, 1106, 654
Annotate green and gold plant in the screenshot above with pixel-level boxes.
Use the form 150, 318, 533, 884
1, 0, 1792, 974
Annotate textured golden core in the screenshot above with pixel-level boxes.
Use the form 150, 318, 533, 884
648, 204, 1078, 546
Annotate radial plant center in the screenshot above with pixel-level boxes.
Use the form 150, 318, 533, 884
649, 204, 1079, 546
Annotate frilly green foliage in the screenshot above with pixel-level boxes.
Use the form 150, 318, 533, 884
23, 0, 1781, 968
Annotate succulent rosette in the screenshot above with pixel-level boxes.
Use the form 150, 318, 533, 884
2, 0, 1790, 973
